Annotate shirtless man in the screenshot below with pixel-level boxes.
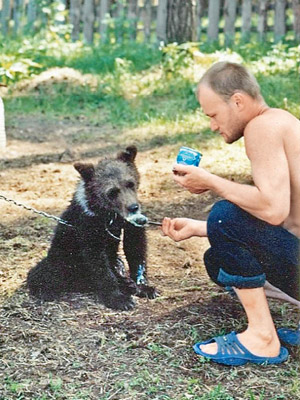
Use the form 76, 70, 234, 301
162, 62, 300, 366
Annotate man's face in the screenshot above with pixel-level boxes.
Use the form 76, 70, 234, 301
198, 84, 246, 144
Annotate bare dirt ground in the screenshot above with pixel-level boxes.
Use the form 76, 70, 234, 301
0, 115, 299, 399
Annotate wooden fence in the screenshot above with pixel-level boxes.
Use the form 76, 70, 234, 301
0, 96, 6, 149
1, 0, 300, 44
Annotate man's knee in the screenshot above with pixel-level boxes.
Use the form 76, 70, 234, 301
204, 247, 266, 289
207, 200, 241, 244
204, 248, 223, 287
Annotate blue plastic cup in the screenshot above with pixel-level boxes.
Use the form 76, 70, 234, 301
176, 146, 202, 166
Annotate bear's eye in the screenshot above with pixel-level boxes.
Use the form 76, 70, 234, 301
107, 188, 120, 199
125, 180, 135, 189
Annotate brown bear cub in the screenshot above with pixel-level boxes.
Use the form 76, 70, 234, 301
27, 146, 157, 310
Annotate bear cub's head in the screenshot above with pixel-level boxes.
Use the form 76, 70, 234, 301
74, 146, 148, 227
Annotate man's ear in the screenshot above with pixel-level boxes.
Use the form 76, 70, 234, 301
74, 162, 95, 182
230, 92, 246, 110
117, 145, 137, 163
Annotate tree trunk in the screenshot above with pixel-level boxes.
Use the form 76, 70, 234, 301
207, 0, 221, 42
83, 0, 95, 44
257, 0, 268, 41
274, 0, 286, 42
99, 0, 109, 43
0, 97, 6, 149
241, 0, 252, 41
156, 0, 168, 44
143, 0, 152, 42
224, 0, 237, 46
166, 0, 197, 44
70, 0, 81, 41
1, 0, 11, 36
292, 0, 300, 41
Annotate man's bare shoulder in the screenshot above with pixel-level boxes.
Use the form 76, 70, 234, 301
245, 108, 300, 140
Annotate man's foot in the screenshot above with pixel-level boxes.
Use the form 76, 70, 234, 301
194, 331, 288, 366
200, 327, 281, 358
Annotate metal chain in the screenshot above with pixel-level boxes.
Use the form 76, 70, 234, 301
0, 194, 161, 232
0, 194, 74, 228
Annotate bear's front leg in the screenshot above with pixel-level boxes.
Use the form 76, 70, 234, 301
123, 223, 158, 299
113, 257, 138, 296
82, 248, 136, 311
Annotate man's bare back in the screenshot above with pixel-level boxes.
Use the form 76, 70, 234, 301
277, 109, 300, 237
244, 108, 300, 238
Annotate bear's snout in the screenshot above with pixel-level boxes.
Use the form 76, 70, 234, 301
126, 212, 148, 227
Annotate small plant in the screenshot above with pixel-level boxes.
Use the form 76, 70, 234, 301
0, 54, 42, 84
161, 42, 198, 78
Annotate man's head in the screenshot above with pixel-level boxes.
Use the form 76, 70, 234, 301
196, 62, 264, 144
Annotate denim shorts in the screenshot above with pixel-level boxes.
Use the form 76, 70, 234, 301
204, 200, 300, 300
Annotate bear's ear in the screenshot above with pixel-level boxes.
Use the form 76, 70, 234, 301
117, 145, 137, 163
74, 162, 95, 182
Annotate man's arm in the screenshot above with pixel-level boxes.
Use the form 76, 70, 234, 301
161, 218, 207, 241
173, 118, 290, 225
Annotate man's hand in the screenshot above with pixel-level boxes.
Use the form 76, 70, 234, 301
172, 164, 211, 194
161, 218, 207, 241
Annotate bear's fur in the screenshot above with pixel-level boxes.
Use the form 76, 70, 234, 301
27, 146, 157, 310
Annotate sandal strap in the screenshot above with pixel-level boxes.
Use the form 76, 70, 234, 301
214, 332, 248, 356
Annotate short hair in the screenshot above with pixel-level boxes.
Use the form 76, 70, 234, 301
197, 61, 262, 102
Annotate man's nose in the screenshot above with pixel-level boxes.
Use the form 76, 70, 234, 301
210, 120, 219, 132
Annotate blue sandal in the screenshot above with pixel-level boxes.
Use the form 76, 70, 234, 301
277, 327, 300, 346
193, 331, 289, 366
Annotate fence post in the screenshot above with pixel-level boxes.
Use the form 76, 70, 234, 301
128, 0, 138, 41
0, 97, 6, 149
207, 0, 221, 42
83, 0, 95, 43
70, 0, 81, 41
257, 0, 268, 41
26, 0, 37, 33
1, 0, 11, 36
274, 0, 286, 42
143, 0, 152, 42
241, 0, 252, 41
196, 0, 205, 41
99, 0, 109, 43
13, 0, 24, 36
292, 0, 300, 41
156, 0, 168, 44
224, 0, 237, 46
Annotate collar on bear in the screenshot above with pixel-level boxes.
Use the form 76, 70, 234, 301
105, 212, 121, 241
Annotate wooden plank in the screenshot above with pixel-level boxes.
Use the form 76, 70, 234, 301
224, 0, 237, 46
0, 97, 6, 149
207, 0, 221, 41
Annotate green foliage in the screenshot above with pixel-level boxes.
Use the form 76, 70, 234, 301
160, 42, 198, 78
0, 55, 42, 84
2, 36, 299, 143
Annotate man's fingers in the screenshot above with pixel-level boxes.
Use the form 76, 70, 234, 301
162, 217, 177, 240
172, 164, 190, 176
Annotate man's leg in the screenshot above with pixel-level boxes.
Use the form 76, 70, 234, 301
201, 200, 299, 357
200, 287, 281, 357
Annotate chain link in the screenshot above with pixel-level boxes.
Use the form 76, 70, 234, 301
0, 194, 74, 228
